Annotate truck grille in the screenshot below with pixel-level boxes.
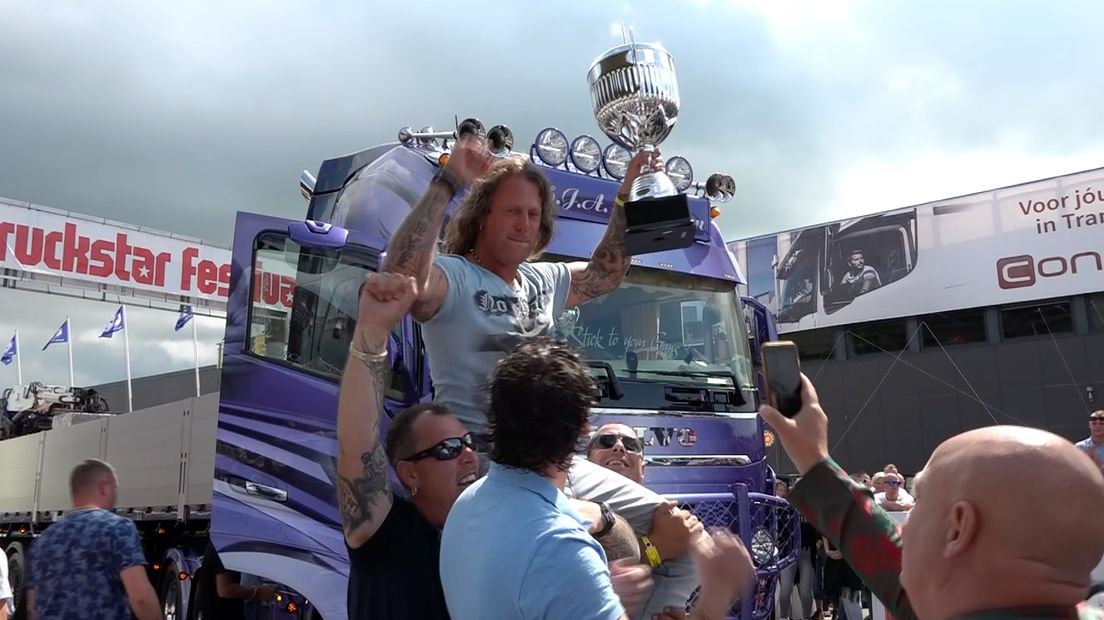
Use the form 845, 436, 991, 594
675, 488, 801, 620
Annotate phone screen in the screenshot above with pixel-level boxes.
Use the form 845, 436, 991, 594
762, 341, 803, 417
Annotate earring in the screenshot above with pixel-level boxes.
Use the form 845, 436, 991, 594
410, 487, 418, 497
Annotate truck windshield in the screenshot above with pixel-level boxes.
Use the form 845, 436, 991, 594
553, 266, 754, 390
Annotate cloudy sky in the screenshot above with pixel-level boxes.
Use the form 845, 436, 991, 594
2, 0, 1104, 390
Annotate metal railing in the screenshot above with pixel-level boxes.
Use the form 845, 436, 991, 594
674, 486, 801, 620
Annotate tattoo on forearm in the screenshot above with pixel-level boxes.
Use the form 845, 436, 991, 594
381, 184, 453, 280
572, 204, 631, 302
337, 446, 392, 532
596, 514, 641, 563
356, 336, 392, 402
338, 343, 393, 535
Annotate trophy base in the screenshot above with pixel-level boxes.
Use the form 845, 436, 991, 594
623, 193, 696, 255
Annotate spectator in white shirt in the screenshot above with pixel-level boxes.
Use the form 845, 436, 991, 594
875, 473, 913, 512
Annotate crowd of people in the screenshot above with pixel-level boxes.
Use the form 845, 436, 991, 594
774, 463, 913, 620
5, 131, 1104, 620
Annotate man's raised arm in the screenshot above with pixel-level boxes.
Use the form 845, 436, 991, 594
382, 135, 491, 319
336, 273, 419, 549
565, 150, 662, 308
759, 375, 916, 620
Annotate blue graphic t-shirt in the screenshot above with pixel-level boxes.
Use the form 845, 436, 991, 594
26, 508, 147, 620
421, 255, 571, 434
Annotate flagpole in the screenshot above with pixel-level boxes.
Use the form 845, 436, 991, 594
15, 330, 22, 386
122, 306, 133, 412
66, 316, 74, 387
191, 312, 201, 397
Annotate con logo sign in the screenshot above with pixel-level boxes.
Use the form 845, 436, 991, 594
996, 251, 1103, 289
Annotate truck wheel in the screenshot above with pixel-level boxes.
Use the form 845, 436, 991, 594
4, 541, 27, 620
158, 560, 183, 620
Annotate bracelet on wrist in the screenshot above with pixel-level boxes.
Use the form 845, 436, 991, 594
640, 534, 663, 568
433, 166, 465, 197
349, 343, 388, 364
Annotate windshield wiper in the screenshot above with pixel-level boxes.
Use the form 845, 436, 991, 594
627, 368, 738, 382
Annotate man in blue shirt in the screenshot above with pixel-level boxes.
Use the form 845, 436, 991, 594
440, 338, 756, 620
25, 459, 162, 620
1078, 411, 1104, 471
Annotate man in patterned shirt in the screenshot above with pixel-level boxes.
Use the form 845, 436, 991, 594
759, 374, 1104, 620
25, 459, 162, 620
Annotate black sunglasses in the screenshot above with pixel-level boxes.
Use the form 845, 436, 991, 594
402, 432, 476, 462
1091, 416, 1104, 422
593, 433, 643, 453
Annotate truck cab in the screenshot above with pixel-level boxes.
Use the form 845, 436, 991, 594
212, 122, 798, 620
773, 208, 919, 329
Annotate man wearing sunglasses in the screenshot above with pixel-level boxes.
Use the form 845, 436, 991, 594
874, 473, 913, 512
1078, 411, 1104, 470
586, 424, 706, 575
587, 424, 647, 484
335, 272, 481, 620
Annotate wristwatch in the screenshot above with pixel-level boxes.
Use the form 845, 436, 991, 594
595, 501, 615, 538
432, 165, 465, 197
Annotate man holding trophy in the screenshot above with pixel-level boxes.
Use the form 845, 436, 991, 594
375, 39, 709, 618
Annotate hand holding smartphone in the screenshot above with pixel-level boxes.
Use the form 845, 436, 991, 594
760, 341, 803, 417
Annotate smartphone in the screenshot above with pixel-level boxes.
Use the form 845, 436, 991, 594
761, 341, 803, 417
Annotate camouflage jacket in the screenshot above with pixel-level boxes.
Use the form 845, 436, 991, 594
788, 458, 1103, 620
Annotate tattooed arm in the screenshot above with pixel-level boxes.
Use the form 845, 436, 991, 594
565, 201, 631, 308
336, 272, 420, 549
382, 134, 491, 322
565, 149, 661, 308
336, 322, 393, 549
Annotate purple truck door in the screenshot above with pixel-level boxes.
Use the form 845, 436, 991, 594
212, 212, 415, 620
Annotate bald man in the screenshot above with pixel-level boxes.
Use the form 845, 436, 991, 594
759, 374, 1104, 620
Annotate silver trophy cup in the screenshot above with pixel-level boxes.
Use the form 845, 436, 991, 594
588, 42, 695, 254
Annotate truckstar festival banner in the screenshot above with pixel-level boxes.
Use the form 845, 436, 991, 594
0, 197, 234, 309
729, 166, 1104, 333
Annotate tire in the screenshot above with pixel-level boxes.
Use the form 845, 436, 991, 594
4, 541, 27, 620
187, 567, 209, 620
158, 560, 183, 620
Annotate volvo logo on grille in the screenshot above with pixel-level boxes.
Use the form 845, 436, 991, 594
633, 427, 697, 447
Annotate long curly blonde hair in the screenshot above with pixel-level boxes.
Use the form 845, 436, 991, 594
441, 157, 557, 260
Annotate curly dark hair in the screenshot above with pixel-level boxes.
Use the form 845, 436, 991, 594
487, 338, 596, 473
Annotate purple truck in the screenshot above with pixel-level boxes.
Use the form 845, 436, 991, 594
210, 122, 799, 619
